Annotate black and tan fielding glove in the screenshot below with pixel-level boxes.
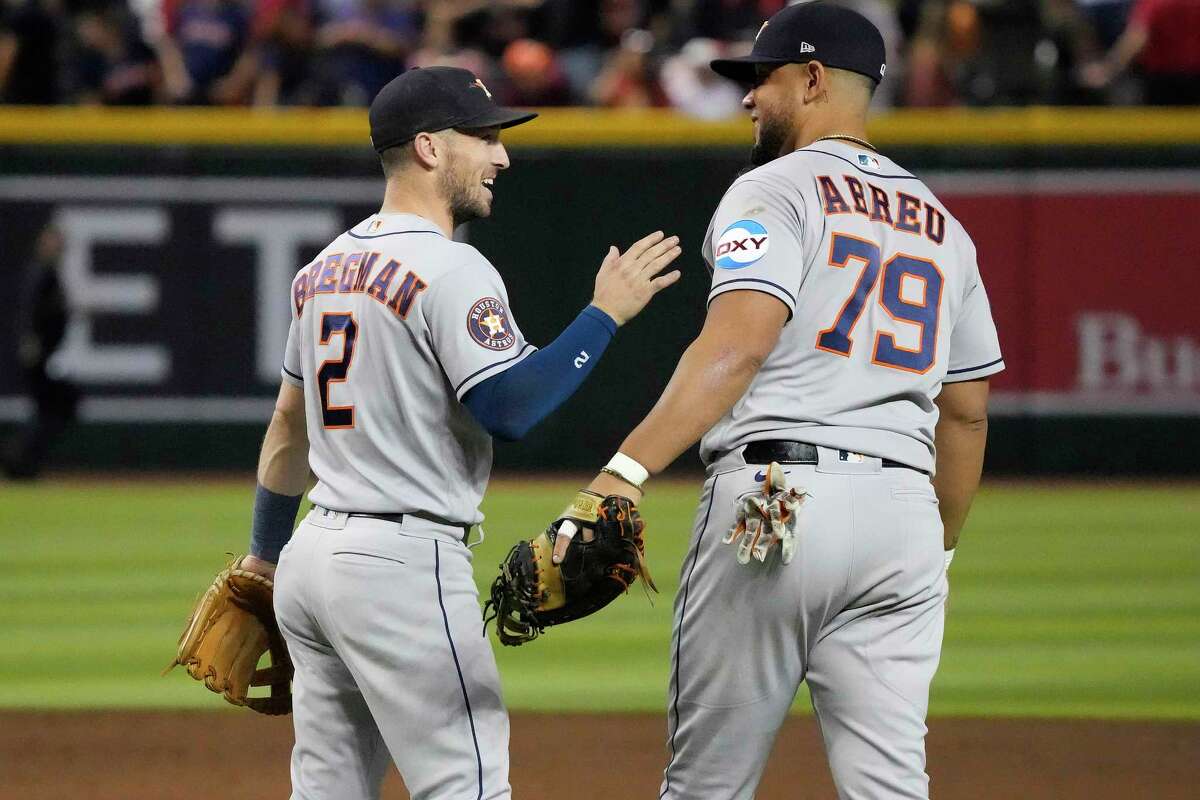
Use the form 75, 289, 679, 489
483, 491, 656, 646
165, 557, 293, 715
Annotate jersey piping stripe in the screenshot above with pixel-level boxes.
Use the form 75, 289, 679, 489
453, 342, 537, 396
946, 356, 1004, 375
797, 147, 922, 181
434, 539, 484, 800
346, 229, 444, 241
709, 277, 797, 304
660, 473, 721, 799
282, 365, 303, 382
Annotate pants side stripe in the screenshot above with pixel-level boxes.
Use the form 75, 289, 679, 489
435, 539, 484, 800
660, 473, 721, 799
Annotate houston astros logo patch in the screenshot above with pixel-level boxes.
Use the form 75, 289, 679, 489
715, 219, 770, 269
467, 297, 515, 350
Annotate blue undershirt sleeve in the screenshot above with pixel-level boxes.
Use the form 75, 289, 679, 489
462, 305, 617, 441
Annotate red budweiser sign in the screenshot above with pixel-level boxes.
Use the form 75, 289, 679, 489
934, 170, 1200, 415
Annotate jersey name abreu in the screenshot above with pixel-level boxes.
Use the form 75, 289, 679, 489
815, 174, 947, 244
699, 142, 1004, 473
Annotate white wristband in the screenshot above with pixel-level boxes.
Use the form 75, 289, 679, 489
944, 548, 956, 572
604, 452, 650, 489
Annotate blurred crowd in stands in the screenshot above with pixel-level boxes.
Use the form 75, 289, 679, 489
0, 0, 1196, 111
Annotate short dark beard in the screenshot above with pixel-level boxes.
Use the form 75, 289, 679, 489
439, 151, 489, 228
749, 112, 790, 167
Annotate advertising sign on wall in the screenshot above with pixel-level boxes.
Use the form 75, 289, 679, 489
935, 171, 1200, 416
1, 170, 1197, 425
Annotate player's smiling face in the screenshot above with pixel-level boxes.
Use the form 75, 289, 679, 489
440, 126, 509, 227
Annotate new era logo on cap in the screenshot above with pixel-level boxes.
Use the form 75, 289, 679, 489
800, 41, 815, 53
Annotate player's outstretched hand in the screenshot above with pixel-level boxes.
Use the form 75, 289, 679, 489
591, 231, 682, 325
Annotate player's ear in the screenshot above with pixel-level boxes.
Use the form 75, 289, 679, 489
802, 61, 826, 104
411, 132, 441, 170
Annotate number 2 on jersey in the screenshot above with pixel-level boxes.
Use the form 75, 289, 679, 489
815, 233, 944, 373
318, 312, 358, 428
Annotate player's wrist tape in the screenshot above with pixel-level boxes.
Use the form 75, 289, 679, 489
249, 483, 303, 563
602, 453, 649, 490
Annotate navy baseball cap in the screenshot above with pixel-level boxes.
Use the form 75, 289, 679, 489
710, 2, 887, 86
369, 66, 537, 153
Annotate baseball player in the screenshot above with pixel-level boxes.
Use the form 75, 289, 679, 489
552, 4, 1003, 798
237, 66, 681, 799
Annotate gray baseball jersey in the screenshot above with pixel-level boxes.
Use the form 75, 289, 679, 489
699, 141, 1004, 472
281, 212, 534, 524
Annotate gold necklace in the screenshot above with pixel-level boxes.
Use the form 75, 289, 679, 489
812, 134, 878, 152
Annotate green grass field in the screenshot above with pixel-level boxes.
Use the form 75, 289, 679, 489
0, 478, 1196, 719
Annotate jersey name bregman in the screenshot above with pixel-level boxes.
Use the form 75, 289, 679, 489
292, 250, 428, 320
817, 174, 946, 244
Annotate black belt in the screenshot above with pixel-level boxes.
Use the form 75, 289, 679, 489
318, 507, 471, 538
741, 441, 927, 474
348, 511, 407, 524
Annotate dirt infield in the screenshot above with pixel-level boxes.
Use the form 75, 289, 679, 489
2, 712, 1197, 799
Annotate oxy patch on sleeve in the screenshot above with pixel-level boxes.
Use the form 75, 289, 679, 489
467, 297, 516, 351
715, 219, 770, 270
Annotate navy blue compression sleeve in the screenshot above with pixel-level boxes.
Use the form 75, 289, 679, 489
249, 483, 302, 563
462, 305, 617, 441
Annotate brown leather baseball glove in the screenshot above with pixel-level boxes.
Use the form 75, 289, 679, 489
165, 557, 292, 715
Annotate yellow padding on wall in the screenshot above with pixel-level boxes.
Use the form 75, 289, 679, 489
0, 106, 1196, 148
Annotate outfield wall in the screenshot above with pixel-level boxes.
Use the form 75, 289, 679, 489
0, 108, 1197, 473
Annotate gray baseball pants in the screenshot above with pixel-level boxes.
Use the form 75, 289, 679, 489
659, 445, 948, 800
274, 508, 510, 800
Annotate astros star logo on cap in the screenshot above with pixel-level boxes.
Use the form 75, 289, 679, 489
471, 78, 492, 99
